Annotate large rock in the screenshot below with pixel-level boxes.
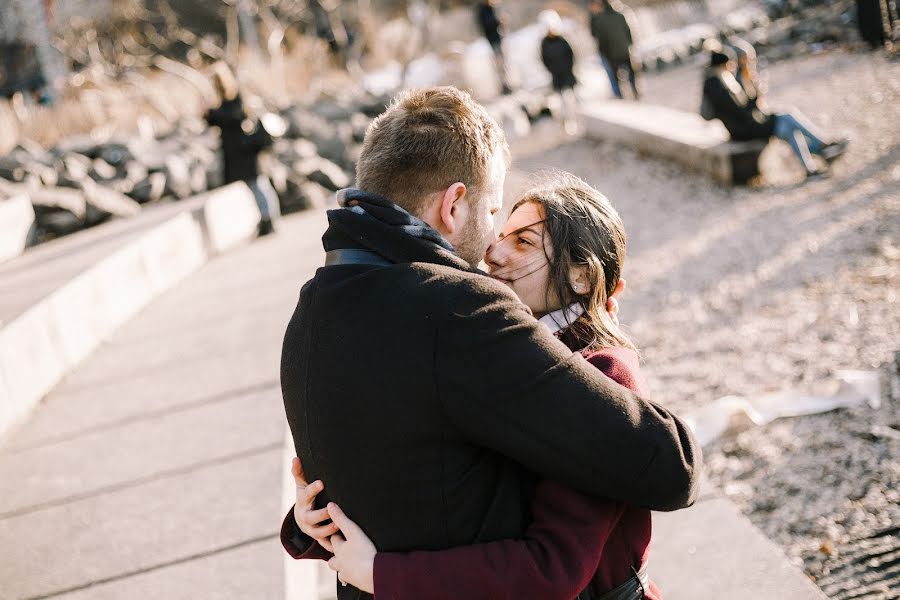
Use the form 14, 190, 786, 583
294, 157, 351, 192
128, 173, 167, 204
279, 176, 332, 214
25, 185, 88, 236
81, 180, 141, 219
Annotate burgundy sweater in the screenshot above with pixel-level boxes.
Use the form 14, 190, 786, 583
282, 346, 661, 600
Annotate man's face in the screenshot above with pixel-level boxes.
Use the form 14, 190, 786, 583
453, 150, 507, 267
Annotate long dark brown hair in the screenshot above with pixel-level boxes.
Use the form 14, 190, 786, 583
515, 171, 637, 353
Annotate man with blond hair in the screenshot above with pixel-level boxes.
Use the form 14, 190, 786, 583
279, 86, 699, 599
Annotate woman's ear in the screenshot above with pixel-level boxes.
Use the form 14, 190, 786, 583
568, 265, 590, 296
439, 183, 467, 235
610, 278, 625, 299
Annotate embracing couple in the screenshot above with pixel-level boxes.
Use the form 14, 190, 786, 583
280, 86, 701, 600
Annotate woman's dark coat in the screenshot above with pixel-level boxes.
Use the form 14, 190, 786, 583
702, 69, 775, 141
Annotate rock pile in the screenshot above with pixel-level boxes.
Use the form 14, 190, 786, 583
0, 90, 389, 246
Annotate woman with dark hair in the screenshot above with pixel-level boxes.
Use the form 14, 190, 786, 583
284, 172, 666, 600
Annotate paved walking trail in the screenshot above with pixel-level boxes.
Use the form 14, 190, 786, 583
0, 210, 326, 599
1, 202, 825, 599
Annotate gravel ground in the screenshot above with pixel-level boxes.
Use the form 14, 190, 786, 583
512, 48, 899, 597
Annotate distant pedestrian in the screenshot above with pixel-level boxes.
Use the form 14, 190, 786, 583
476, 0, 512, 95
590, 0, 639, 100
205, 62, 278, 236
700, 46, 848, 180
855, 0, 895, 49
540, 10, 579, 134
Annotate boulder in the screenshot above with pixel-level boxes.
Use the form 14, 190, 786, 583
163, 154, 192, 199
279, 176, 332, 214
128, 172, 167, 204
294, 157, 351, 192
81, 179, 142, 220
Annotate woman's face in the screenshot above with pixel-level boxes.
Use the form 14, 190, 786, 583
485, 202, 559, 317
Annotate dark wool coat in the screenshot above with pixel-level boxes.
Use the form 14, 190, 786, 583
204, 95, 271, 183
280, 191, 700, 600
702, 71, 775, 141
541, 34, 578, 91
590, 8, 634, 65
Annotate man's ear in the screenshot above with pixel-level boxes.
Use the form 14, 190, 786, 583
568, 265, 590, 296
439, 183, 467, 235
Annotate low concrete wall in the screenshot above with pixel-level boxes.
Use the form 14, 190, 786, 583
0, 193, 35, 264
0, 182, 263, 440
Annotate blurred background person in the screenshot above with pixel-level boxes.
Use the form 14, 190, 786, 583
540, 10, 579, 135
855, 0, 896, 49
590, 0, 640, 100
205, 62, 278, 236
700, 46, 848, 180
476, 0, 513, 95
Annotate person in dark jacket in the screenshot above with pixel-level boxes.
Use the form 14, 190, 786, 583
476, 0, 512, 94
590, 0, 640, 100
701, 47, 848, 179
205, 62, 278, 236
285, 174, 672, 599
279, 86, 700, 600
540, 10, 580, 134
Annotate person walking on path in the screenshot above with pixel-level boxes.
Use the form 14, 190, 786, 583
286, 173, 671, 599
279, 86, 700, 599
590, 0, 640, 100
701, 46, 848, 180
540, 10, 580, 134
476, 0, 513, 95
205, 62, 279, 236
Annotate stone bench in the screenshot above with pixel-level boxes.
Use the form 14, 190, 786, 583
579, 102, 768, 185
0, 182, 265, 440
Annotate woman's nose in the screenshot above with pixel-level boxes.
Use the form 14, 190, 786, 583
485, 240, 506, 268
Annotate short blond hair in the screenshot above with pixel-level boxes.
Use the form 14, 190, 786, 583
355, 86, 509, 215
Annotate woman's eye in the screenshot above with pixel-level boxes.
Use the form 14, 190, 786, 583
517, 236, 533, 247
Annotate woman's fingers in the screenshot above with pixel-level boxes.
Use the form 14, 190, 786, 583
327, 503, 364, 539
302, 480, 324, 505
291, 457, 308, 486
306, 521, 340, 540
301, 506, 331, 526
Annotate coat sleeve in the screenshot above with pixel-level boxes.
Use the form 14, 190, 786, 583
373, 480, 624, 600
280, 506, 333, 561
434, 277, 701, 512
372, 351, 646, 600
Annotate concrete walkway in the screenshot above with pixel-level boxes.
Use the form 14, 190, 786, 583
0, 210, 326, 599
1, 205, 826, 599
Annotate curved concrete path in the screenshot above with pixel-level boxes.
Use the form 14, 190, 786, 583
0, 210, 326, 600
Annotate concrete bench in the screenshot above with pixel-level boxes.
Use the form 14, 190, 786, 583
0, 182, 265, 440
580, 102, 768, 185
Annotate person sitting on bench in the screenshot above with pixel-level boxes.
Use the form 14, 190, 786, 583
701, 45, 848, 180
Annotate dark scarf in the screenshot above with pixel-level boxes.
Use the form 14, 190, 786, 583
323, 188, 479, 272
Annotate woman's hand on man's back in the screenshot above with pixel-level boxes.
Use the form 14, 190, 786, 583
291, 456, 339, 552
